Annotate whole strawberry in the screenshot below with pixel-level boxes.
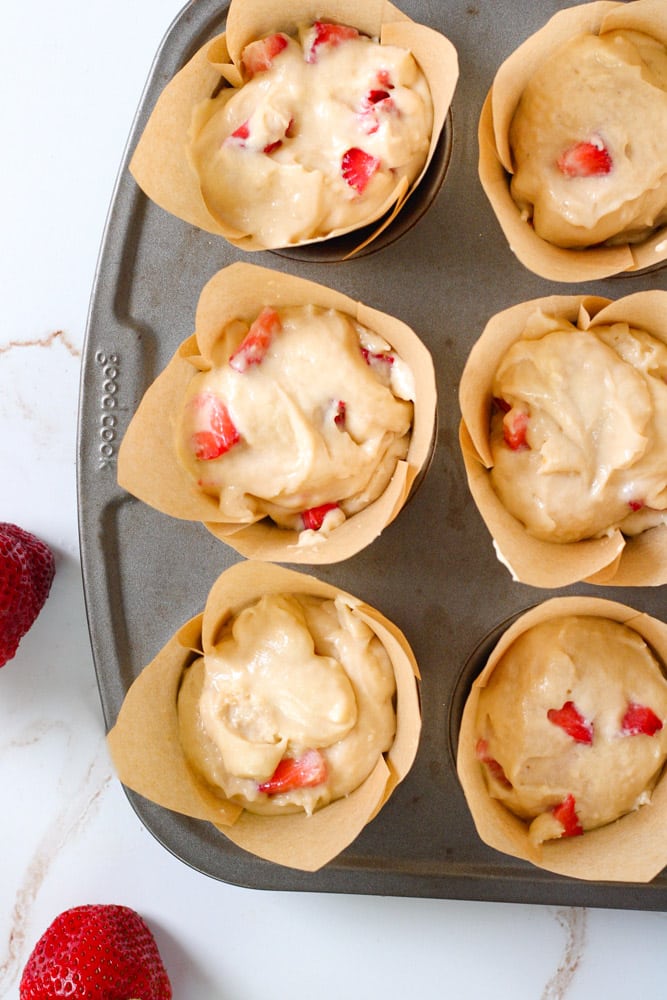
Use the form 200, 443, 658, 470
0, 522, 55, 667
19, 904, 172, 999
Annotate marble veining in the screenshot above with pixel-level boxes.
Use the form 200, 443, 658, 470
0, 330, 80, 359
0, 726, 111, 996
541, 908, 587, 999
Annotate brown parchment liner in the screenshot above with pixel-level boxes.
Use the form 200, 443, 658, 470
458, 290, 667, 589
478, 0, 667, 282
128, 0, 458, 254
457, 595, 667, 883
117, 261, 437, 564
106, 560, 422, 872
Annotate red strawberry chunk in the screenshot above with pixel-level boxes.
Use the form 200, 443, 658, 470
227, 120, 250, 144
341, 147, 381, 194
547, 700, 593, 744
190, 394, 240, 461
229, 306, 282, 373
475, 738, 512, 788
628, 498, 645, 512
19, 904, 171, 1000
366, 89, 392, 106
552, 793, 584, 838
358, 89, 396, 134
502, 408, 529, 451
306, 21, 360, 62
557, 140, 613, 178
0, 523, 55, 668
361, 346, 394, 367
258, 748, 328, 794
333, 400, 346, 427
621, 702, 664, 737
493, 396, 512, 414
241, 33, 288, 78
376, 69, 394, 90
301, 502, 341, 531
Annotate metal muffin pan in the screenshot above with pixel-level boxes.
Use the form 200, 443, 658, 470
77, 0, 667, 908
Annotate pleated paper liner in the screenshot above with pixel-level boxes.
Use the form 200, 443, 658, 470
458, 290, 667, 589
118, 262, 437, 565
455, 596, 667, 884
129, 0, 458, 257
107, 560, 422, 872
477, 0, 667, 283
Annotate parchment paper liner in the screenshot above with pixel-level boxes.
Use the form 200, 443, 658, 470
478, 0, 667, 282
458, 290, 667, 588
128, 0, 458, 254
457, 595, 667, 883
107, 560, 422, 872
117, 261, 437, 564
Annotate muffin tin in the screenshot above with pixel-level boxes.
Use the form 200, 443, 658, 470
77, 0, 667, 909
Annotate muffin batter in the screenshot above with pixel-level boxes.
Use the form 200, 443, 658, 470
489, 312, 667, 543
475, 615, 667, 845
178, 592, 397, 815
189, 22, 433, 247
175, 304, 414, 539
509, 30, 667, 248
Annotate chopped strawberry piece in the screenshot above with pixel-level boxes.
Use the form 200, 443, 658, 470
228, 120, 250, 143
341, 147, 381, 194
376, 69, 394, 89
229, 306, 282, 373
258, 749, 328, 794
475, 738, 512, 788
621, 702, 664, 737
361, 347, 394, 366
358, 89, 396, 134
628, 498, 645, 512
502, 409, 529, 451
190, 394, 240, 461
492, 396, 512, 414
557, 140, 613, 178
241, 33, 288, 78
301, 502, 341, 531
264, 117, 296, 154
552, 793, 584, 838
333, 400, 346, 427
306, 21, 359, 62
547, 701, 593, 744
365, 89, 392, 107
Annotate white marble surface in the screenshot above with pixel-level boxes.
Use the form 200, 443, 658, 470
3, 1, 667, 997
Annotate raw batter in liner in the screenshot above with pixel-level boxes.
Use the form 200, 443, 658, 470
189, 21, 433, 247
475, 615, 667, 846
509, 29, 667, 248
489, 311, 667, 543
175, 303, 414, 540
178, 592, 397, 815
